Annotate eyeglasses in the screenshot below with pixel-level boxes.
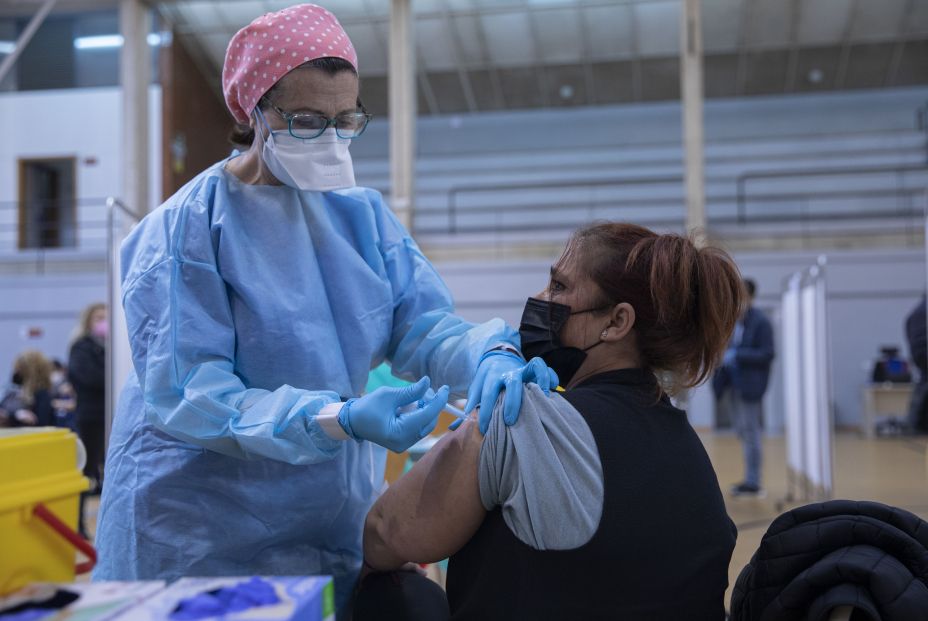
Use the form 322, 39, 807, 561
262, 98, 372, 139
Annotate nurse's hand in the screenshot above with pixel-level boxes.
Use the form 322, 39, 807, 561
339, 377, 449, 453
463, 354, 559, 435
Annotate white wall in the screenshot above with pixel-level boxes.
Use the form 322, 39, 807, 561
0, 86, 162, 253
437, 247, 926, 430
0, 85, 161, 385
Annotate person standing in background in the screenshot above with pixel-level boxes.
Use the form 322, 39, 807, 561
905, 294, 928, 434
713, 279, 774, 497
69, 303, 107, 520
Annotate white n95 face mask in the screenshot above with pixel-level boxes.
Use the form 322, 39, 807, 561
262, 127, 356, 192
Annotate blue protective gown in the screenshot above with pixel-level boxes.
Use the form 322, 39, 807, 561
93, 157, 517, 609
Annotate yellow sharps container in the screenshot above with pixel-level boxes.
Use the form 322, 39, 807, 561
0, 427, 94, 595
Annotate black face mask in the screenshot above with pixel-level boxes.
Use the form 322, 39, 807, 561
518, 297, 609, 386
11, 372, 22, 386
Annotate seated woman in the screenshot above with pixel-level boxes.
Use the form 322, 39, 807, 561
360, 222, 745, 621
0, 350, 55, 428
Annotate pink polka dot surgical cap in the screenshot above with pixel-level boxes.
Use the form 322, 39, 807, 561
222, 3, 358, 124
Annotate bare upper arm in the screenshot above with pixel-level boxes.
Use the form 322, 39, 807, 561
364, 417, 487, 566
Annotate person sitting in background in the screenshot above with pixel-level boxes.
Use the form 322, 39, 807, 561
870, 346, 911, 384
0, 351, 55, 427
359, 222, 745, 621
50, 359, 76, 429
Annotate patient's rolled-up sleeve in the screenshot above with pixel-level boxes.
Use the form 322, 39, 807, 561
478, 385, 604, 550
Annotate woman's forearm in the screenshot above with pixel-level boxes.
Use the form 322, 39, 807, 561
362, 418, 487, 570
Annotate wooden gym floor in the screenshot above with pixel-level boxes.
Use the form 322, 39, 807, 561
704, 432, 928, 605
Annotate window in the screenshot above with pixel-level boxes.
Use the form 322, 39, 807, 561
18, 157, 77, 249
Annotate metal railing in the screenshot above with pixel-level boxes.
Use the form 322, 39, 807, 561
416, 164, 928, 236
0, 198, 111, 273
440, 175, 685, 235
735, 164, 928, 225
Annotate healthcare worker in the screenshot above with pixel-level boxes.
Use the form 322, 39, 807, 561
93, 3, 554, 610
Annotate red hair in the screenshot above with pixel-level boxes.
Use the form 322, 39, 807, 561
572, 222, 746, 390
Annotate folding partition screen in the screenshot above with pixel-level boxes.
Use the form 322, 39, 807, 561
781, 258, 833, 502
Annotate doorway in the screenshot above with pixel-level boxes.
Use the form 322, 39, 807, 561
18, 157, 77, 249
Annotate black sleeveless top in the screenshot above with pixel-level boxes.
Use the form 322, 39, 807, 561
446, 369, 736, 620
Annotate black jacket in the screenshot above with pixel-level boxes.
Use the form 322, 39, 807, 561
0, 387, 53, 427
448, 370, 736, 620
906, 295, 927, 379
713, 306, 775, 403
730, 500, 928, 621
68, 335, 106, 425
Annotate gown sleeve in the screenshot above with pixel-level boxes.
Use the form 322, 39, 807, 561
121, 198, 344, 465
373, 192, 519, 395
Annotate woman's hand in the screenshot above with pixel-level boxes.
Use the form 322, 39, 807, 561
339, 378, 449, 453
14, 409, 38, 425
463, 354, 558, 434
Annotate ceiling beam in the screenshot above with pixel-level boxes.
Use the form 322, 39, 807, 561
416, 42, 440, 116
440, 0, 476, 113
0, 0, 57, 85
629, 2, 642, 101
524, 0, 550, 107
157, 1, 226, 103
470, 7, 506, 109
834, 0, 861, 90
577, 5, 596, 106
735, 0, 756, 96
359, 0, 402, 113
885, 0, 917, 87
784, 0, 802, 92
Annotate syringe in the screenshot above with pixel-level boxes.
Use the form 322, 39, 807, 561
442, 402, 469, 421
398, 392, 470, 421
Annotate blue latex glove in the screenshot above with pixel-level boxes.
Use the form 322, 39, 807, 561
460, 354, 559, 435
170, 577, 279, 620
339, 377, 449, 453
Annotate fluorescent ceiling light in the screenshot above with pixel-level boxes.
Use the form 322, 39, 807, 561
73, 32, 169, 50
0, 41, 15, 55
74, 34, 124, 49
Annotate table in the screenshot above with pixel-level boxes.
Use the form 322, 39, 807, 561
861, 383, 913, 439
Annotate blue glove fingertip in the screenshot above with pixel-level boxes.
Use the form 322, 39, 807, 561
547, 368, 560, 393
478, 407, 492, 436
464, 382, 480, 416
